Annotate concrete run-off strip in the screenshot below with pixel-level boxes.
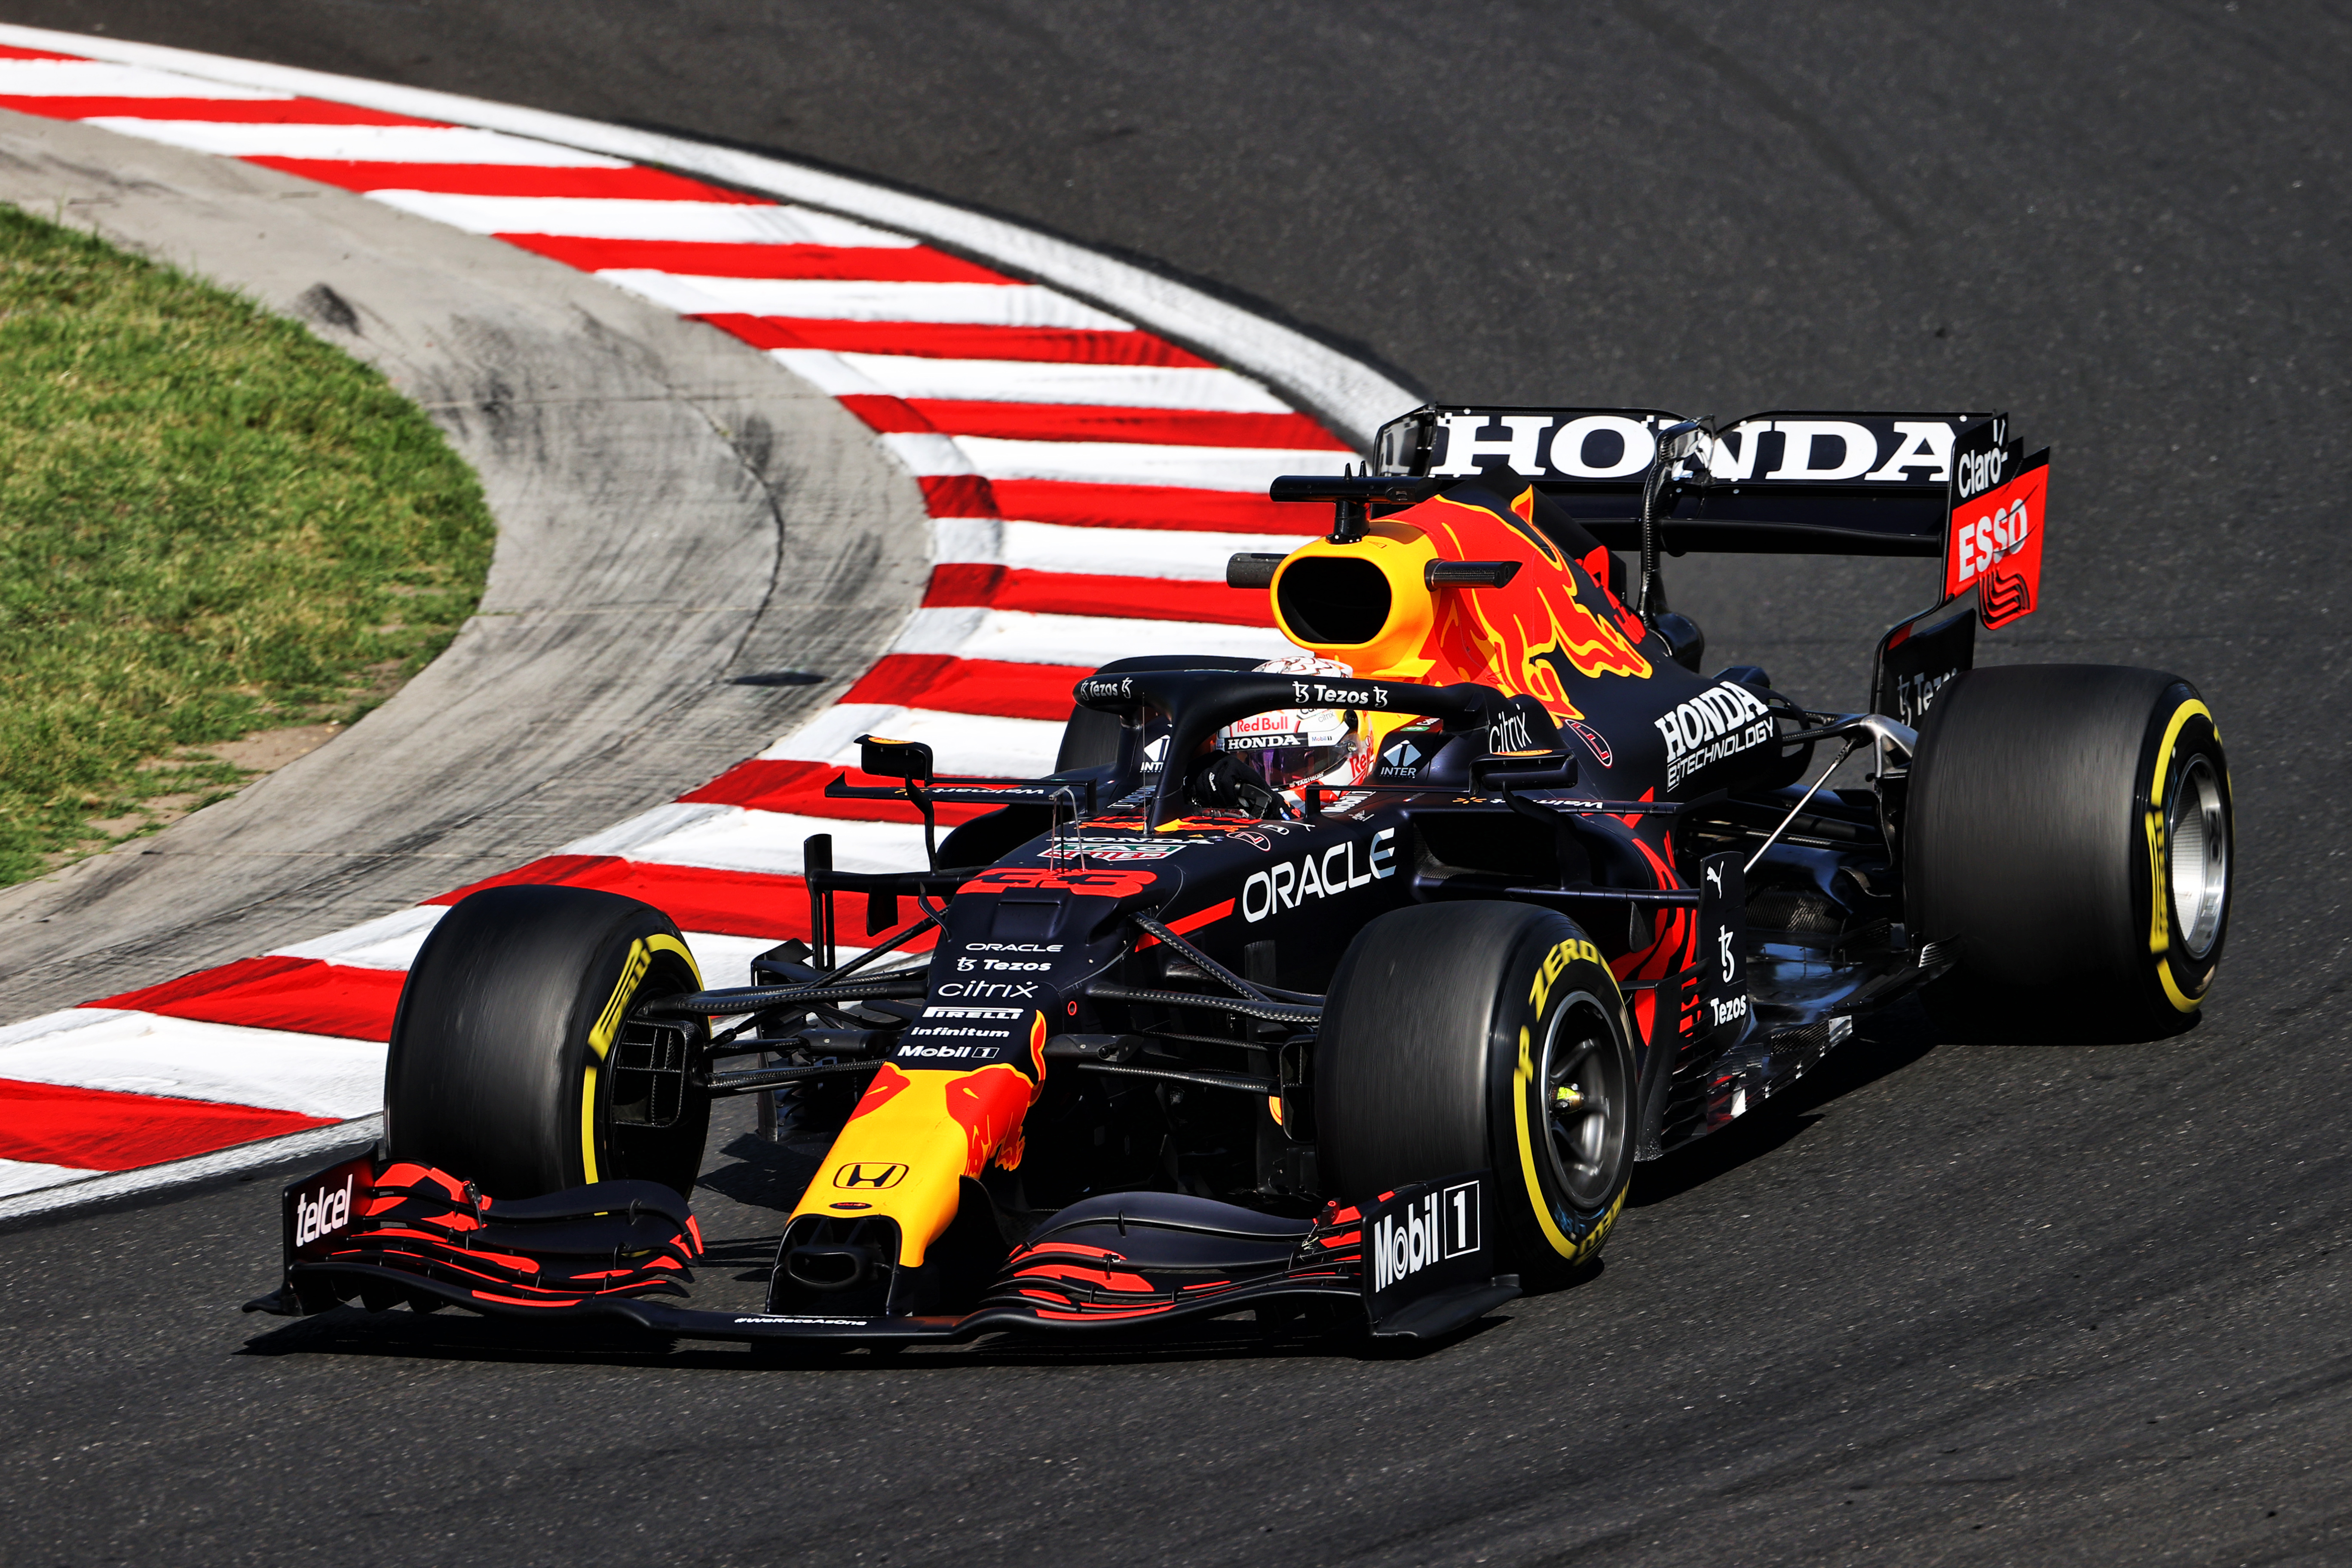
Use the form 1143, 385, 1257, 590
0, 112, 933, 1017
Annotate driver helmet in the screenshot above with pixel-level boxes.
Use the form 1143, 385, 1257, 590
1218, 655, 1374, 795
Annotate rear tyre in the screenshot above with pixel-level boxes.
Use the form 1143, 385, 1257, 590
1907, 665, 2231, 1037
384, 885, 710, 1198
1317, 902, 1638, 1289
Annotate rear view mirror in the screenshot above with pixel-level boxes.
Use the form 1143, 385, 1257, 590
857, 734, 935, 783
1655, 419, 1709, 470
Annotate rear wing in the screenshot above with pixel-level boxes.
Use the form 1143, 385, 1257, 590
1369, 405, 2044, 575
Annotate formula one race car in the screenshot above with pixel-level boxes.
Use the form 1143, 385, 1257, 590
249, 405, 2233, 1348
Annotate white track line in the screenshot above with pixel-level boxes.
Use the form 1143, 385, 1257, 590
0, 59, 281, 97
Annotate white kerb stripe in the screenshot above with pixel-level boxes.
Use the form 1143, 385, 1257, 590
679, 932, 786, 991
996, 520, 1301, 579
0, 60, 282, 98
271, 904, 447, 969
557, 800, 734, 858
876, 432, 973, 477
0, 1116, 384, 1221
950, 436, 1347, 491
758, 706, 1064, 777
888, 606, 1291, 667
607, 809, 928, 878
829, 355, 1291, 413
766, 349, 890, 398
0, 1009, 383, 1118
595, 272, 1129, 329
361, 192, 915, 246
0, 1158, 101, 1199
79, 119, 629, 165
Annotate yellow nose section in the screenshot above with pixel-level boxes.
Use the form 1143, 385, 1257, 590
790, 1061, 1038, 1266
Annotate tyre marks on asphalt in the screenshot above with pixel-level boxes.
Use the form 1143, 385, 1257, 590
0, 38, 1348, 1203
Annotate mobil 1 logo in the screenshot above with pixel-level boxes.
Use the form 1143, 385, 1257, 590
1363, 1172, 1491, 1321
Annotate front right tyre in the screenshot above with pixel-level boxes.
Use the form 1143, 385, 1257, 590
384, 884, 710, 1198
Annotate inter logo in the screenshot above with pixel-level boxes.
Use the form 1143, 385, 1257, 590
832, 1162, 908, 1190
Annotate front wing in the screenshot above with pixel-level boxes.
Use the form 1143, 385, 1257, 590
245, 1158, 1519, 1345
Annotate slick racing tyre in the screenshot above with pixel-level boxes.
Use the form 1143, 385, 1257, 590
1055, 653, 1259, 771
1907, 665, 2231, 1037
1317, 902, 1638, 1290
385, 885, 710, 1198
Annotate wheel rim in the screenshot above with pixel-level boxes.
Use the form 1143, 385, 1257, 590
2166, 752, 2229, 961
1537, 995, 1630, 1212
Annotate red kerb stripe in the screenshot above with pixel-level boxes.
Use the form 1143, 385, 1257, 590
0, 96, 445, 124
426, 856, 843, 943
840, 652, 1093, 722
496, 234, 1009, 283
923, 563, 1273, 628
0, 1078, 335, 1171
692, 314, 1211, 366
239, 159, 767, 202
90, 955, 405, 1041
839, 395, 1344, 451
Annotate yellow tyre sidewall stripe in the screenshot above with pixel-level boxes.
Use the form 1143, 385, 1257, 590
1509, 950, 1634, 1263
2144, 698, 2217, 1014
579, 931, 703, 1186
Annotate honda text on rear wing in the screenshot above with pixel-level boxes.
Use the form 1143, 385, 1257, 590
1343, 405, 2047, 622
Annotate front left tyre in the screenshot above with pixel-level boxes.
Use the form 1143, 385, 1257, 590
1316, 901, 1638, 1290
384, 884, 710, 1198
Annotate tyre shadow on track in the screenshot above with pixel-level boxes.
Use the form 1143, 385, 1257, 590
232, 1304, 1508, 1371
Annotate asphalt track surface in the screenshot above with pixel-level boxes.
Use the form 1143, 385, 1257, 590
1, 4, 2347, 1564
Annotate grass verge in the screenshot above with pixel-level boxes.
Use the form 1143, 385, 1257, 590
0, 204, 494, 887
